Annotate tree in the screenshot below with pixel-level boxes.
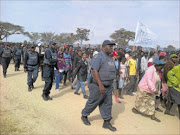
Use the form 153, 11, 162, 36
26, 32, 40, 44
0, 21, 26, 41
54, 33, 77, 45
110, 28, 135, 46
76, 28, 90, 44
167, 45, 175, 51
40, 32, 55, 44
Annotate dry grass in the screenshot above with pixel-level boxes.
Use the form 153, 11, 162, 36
0, 109, 23, 135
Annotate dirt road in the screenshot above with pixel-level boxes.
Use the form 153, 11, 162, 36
0, 64, 179, 134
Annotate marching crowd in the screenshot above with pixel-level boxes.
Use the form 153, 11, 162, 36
0, 40, 180, 131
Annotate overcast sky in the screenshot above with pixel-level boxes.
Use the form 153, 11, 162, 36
1, 0, 180, 48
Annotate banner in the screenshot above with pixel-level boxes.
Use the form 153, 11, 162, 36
134, 21, 158, 48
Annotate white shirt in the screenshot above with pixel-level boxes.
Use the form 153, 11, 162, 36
141, 56, 148, 73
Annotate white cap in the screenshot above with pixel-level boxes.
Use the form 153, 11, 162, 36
93, 51, 98, 56
38, 43, 41, 46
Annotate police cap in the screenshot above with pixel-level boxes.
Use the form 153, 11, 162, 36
102, 40, 115, 46
49, 41, 56, 45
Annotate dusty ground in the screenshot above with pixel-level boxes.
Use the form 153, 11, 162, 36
0, 64, 179, 135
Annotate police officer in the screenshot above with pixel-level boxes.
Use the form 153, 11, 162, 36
42, 41, 58, 101
13, 44, 23, 71
81, 40, 117, 131
24, 44, 40, 92
0, 43, 12, 78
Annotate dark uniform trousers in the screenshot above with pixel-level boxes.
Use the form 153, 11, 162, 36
82, 83, 113, 121
43, 65, 54, 95
14, 57, 21, 68
27, 65, 38, 85
1, 57, 11, 75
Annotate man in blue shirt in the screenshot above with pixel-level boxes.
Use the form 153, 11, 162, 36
81, 40, 117, 132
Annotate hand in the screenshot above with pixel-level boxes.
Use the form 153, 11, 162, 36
73, 69, 76, 73
24, 69, 27, 73
99, 84, 105, 94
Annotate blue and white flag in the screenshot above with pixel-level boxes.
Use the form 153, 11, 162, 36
134, 21, 158, 48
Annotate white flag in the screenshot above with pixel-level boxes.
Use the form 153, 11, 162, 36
134, 21, 158, 47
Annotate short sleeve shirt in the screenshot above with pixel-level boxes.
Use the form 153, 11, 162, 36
127, 58, 136, 75
91, 51, 104, 71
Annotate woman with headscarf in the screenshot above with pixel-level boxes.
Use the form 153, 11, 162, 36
132, 60, 166, 122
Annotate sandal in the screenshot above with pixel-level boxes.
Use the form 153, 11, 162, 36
155, 108, 163, 112
151, 117, 161, 122
132, 108, 139, 114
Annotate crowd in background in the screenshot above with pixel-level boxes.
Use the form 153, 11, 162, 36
0, 41, 180, 121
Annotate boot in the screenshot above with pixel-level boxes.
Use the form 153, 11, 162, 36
103, 120, 116, 131
28, 85, 32, 92
31, 83, 34, 89
84, 95, 89, 99
42, 94, 48, 101
47, 95, 53, 100
81, 116, 91, 126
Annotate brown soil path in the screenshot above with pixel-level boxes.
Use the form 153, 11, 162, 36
0, 64, 179, 134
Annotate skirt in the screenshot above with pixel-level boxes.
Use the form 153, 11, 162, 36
168, 87, 180, 104
134, 88, 155, 115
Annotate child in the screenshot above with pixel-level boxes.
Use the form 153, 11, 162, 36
118, 57, 127, 99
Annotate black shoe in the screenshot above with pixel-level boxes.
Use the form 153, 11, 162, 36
31, 83, 34, 89
164, 110, 175, 116
47, 95, 53, 100
155, 108, 163, 112
28, 85, 32, 92
103, 120, 116, 131
3, 74, 6, 78
74, 92, 80, 95
84, 95, 89, 99
42, 94, 48, 101
81, 116, 91, 126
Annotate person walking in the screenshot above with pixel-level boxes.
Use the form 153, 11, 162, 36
81, 40, 117, 131
24, 45, 40, 92
13, 44, 23, 71
42, 41, 58, 101
54, 52, 66, 91
132, 60, 166, 122
74, 52, 89, 99
63, 47, 72, 86
0, 43, 12, 78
